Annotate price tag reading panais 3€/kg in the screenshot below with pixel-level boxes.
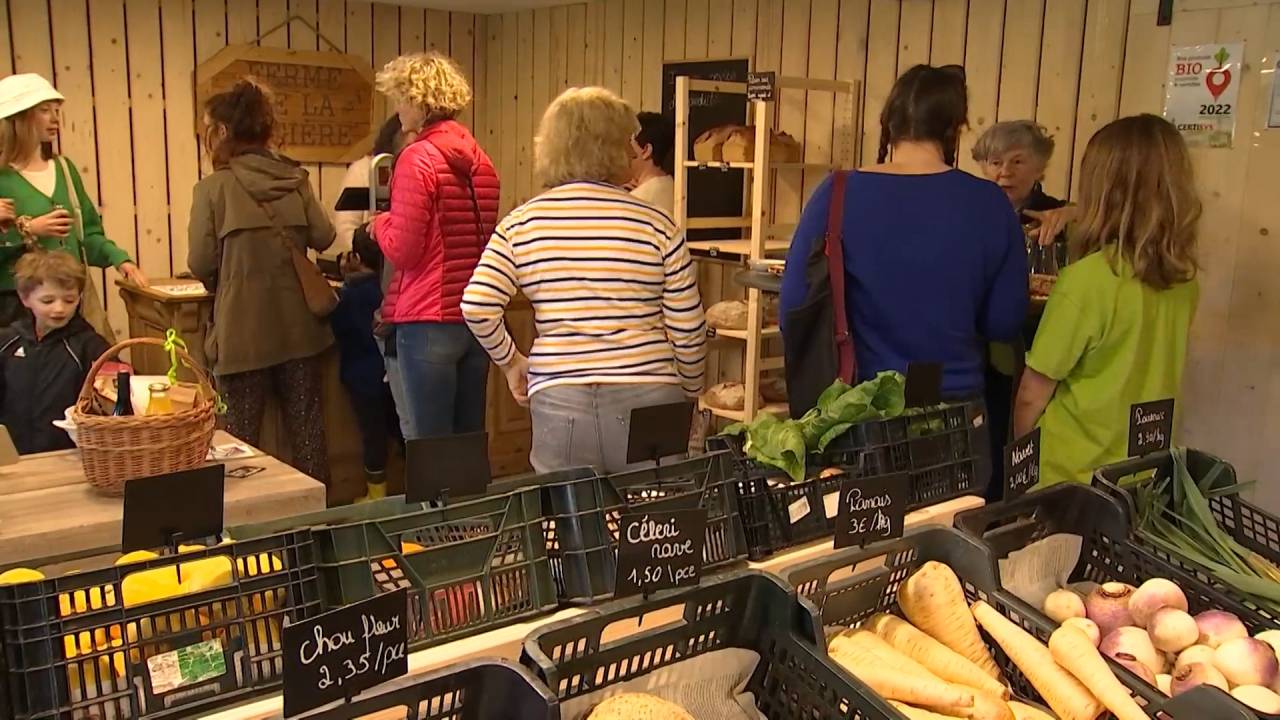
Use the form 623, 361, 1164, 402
834, 473, 908, 549
1128, 399, 1174, 457
282, 588, 408, 717
1003, 428, 1042, 501
614, 509, 707, 599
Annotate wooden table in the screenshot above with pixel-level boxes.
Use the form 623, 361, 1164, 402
0, 430, 326, 568
203, 494, 983, 720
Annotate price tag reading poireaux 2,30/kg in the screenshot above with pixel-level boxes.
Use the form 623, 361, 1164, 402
1129, 399, 1174, 458
614, 509, 707, 599
834, 473, 908, 549
282, 589, 408, 717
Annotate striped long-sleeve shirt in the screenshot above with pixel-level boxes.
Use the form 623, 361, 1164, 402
462, 181, 707, 398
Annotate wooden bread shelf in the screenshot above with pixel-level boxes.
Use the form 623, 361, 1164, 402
709, 325, 781, 340
697, 398, 789, 423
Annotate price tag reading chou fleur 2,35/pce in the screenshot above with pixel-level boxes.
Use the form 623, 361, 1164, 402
835, 473, 908, 549
282, 589, 408, 717
614, 509, 707, 599
1129, 399, 1174, 458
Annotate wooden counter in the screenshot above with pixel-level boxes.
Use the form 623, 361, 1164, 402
0, 430, 326, 568
202, 494, 983, 720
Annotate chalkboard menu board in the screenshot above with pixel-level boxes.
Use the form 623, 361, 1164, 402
662, 57, 750, 240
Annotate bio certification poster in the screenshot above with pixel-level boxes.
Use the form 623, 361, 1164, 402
1269, 52, 1280, 129
1164, 43, 1244, 148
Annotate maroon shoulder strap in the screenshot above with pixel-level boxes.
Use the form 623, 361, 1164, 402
825, 171, 855, 384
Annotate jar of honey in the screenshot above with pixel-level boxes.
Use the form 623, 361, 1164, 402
147, 382, 173, 415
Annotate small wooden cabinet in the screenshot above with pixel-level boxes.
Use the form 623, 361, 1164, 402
116, 279, 535, 500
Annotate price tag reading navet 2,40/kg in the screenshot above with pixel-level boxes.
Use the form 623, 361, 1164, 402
282, 589, 408, 717
835, 473, 908, 549
614, 509, 707, 599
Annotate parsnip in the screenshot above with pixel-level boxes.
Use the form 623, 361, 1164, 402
870, 613, 1010, 699
899, 562, 1002, 679
1008, 701, 1057, 720
830, 639, 975, 710
833, 629, 943, 681
1048, 626, 1147, 720
970, 601, 1102, 720
890, 701, 968, 719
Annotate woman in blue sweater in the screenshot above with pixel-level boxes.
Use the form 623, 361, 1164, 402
780, 64, 1028, 403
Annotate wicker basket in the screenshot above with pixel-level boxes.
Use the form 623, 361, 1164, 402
70, 337, 217, 496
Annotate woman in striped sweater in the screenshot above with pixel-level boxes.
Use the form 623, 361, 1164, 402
462, 87, 707, 473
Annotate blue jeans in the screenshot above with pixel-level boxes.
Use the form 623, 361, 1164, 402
529, 383, 687, 474
395, 322, 489, 439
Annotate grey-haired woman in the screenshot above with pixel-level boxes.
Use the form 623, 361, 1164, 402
972, 120, 1076, 249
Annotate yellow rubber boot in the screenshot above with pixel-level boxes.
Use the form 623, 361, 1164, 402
356, 471, 387, 503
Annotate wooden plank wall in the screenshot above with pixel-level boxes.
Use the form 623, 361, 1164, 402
2, 0, 483, 340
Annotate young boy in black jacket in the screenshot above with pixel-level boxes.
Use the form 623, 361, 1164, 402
331, 227, 401, 501
0, 251, 110, 453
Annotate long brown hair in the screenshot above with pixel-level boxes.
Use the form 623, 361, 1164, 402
0, 110, 46, 169
1073, 114, 1200, 290
877, 64, 968, 165
203, 79, 276, 168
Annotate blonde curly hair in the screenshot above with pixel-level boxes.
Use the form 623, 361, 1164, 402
375, 52, 472, 122
535, 87, 638, 188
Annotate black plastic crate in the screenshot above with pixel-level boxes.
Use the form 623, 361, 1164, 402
0, 530, 322, 720
490, 453, 747, 603
779, 526, 1253, 719
521, 570, 900, 719
295, 659, 557, 720
714, 401, 989, 561
231, 487, 558, 652
955, 482, 1279, 633
1094, 449, 1280, 607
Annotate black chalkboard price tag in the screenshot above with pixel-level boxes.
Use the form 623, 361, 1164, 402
905, 362, 943, 408
122, 464, 225, 553
614, 508, 707, 599
747, 71, 776, 101
834, 473, 909, 549
1128, 399, 1174, 457
282, 589, 409, 717
1003, 428, 1042, 501
405, 431, 491, 504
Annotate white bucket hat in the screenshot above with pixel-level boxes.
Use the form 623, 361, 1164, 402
0, 74, 64, 119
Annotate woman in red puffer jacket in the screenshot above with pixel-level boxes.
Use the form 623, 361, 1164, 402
371, 52, 499, 440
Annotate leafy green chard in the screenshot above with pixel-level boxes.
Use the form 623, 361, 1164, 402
721, 372, 908, 482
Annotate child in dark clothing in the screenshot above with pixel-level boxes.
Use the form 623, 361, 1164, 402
331, 227, 400, 501
0, 251, 109, 453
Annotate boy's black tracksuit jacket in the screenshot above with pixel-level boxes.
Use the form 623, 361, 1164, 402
0, 314, 108, 454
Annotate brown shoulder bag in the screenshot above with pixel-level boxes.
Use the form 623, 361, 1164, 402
235, 177, 337, 318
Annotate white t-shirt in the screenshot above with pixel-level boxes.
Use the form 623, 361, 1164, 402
630, 175, 675, 216
21, 162, 57, 197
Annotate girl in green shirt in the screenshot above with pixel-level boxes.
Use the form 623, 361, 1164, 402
0, 73, 146, 328
1014, 114, 1201, 487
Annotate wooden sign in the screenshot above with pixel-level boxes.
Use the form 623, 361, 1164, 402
196, 45, 375, 164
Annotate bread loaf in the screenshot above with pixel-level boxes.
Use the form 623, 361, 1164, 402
760, 376, 787, 404
718, 127, 804, 163
692, 125, 738, 163
706, 300, 749, 330
702, 382, 746, 411
586, 693, 695, 720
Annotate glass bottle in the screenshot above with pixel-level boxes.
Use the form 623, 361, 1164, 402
112, 371, 133, 416
147, 382, 172, 415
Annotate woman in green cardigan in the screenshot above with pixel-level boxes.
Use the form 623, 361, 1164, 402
0, 74, 146, 327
